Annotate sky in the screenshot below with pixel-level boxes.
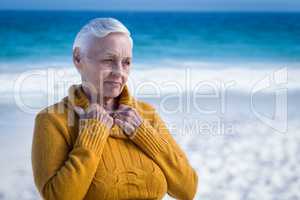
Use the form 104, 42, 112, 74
0, 0, 300, 11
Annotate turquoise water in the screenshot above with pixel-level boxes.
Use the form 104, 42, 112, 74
1, 11, 300, 70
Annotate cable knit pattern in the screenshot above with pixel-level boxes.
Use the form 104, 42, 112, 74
31, 84, 198, 200
75, 119, 110, 157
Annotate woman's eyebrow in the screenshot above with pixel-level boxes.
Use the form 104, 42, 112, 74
101, 52, 116, 58
104, 52, 132, 59
103, 50, 120, 56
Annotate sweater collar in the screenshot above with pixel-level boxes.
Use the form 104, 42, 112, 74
68, 84, 134, 110
67, 84, 134, 140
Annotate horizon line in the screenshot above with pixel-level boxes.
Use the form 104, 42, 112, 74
1, 9, 300, 13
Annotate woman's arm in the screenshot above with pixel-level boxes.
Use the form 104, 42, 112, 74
130, 112, 198, 200
31, 107, 111, 200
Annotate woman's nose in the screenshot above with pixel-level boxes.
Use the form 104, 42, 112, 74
111, 62, 123, 76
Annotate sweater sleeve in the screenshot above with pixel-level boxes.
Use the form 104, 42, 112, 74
31, 113, 109, 200
129, 111, 198, 200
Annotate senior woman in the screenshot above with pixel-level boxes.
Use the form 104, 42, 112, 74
31, 18, 198, 200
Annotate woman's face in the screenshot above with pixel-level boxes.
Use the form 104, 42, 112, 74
74, 32, 132, 99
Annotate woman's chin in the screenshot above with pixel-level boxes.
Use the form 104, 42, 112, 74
103, 87, 121, 98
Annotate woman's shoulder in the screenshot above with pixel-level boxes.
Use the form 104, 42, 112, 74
133, 99, 158, 121
34, 97, 71, 127
33, 98, 75, 147
134, 99, 155, 110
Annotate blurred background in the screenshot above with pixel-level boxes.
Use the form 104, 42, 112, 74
0, 0, 300, 199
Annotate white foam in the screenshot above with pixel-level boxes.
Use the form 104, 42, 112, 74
1, 61, 299, 96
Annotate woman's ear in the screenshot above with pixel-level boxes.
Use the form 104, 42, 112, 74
73, 47, 83, 72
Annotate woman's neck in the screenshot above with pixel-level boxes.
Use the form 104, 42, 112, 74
102, 96, 118, 112
82, 85, 118, 112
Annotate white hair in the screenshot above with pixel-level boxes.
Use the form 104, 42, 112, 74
72, 17, 132, 53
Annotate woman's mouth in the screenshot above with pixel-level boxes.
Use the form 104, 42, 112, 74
104, 81, 121, 87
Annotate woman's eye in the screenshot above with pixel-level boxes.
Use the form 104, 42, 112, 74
123, 61, 131, 65
103, 59, 113, 62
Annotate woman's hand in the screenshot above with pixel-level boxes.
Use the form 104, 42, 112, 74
74, 104, 114, 129
114, 104, 143, 137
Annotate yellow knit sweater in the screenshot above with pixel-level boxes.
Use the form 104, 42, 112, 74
31, 84, 198, 200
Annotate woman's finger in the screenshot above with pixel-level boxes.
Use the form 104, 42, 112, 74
118, 104, 131, 111
115, 113, 140, 129
73, 106, 85, 117
115, 118, 135, 135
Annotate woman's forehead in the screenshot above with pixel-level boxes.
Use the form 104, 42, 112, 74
88, 45, 132, 58
102, 50, 132, 58
87, 34, 132, 57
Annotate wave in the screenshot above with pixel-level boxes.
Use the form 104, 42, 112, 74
0, 60, 299, 95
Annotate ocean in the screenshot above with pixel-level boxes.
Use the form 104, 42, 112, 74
1, 11, 300, 66
0, 10, 299, 200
